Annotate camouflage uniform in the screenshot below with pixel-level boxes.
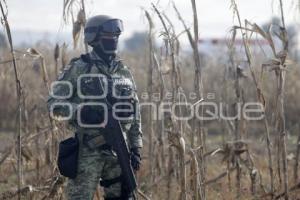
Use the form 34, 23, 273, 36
47, 50, 143, 200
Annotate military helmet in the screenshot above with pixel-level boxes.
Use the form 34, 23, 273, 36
84, 15, 124, 46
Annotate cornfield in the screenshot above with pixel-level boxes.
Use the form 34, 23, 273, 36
1, 0, 300, 199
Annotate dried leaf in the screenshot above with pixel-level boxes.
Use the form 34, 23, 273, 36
257, 88, 266, 108
237, 66, 248, 78
77, 9, 85, 24
253, 23, 268, 39
262, 58, 281, 67
72, 21, 81, 49
229, 28, 236, 48
179, 137, 185, 153
276, 50, 288, 60
61, 43, 68, 68
253, 23, 276, 56
268, 65, 288, 72
266, 25, 277, 55
54, 43, 59, 61
211, 148, 223, 156
274, 31, 284, 42
63, 0, 77, 23
26, 48, 40, 57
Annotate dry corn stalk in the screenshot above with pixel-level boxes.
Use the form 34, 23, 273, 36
174, 1, 206, 198
0, 1, 23, 199
230, 0, 275, 197
152, 3, 186, 199
145, 10, 155, 182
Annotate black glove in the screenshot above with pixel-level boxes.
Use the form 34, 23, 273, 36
130, 148, 141, 171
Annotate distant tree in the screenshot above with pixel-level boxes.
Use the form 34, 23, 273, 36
262, 17, 298, 60
124, 31, 148, 52
0, 32, 7, 48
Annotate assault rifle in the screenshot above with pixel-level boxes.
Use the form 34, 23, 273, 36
101, 108, 137, 194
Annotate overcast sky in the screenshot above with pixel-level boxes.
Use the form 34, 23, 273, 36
3, 0, 300, 45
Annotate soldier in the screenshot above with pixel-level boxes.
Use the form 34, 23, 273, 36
47, 15, 143, 200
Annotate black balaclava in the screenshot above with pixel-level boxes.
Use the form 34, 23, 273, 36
93, 43, 117, 65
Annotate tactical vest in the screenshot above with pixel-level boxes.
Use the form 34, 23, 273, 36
68, 54, 136, 131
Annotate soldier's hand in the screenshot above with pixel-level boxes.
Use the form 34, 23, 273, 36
130, 147, 141, 171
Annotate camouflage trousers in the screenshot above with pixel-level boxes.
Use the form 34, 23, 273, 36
66, 139, 122, 200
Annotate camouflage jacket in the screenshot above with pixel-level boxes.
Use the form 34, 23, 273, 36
47, 50, 143, 148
